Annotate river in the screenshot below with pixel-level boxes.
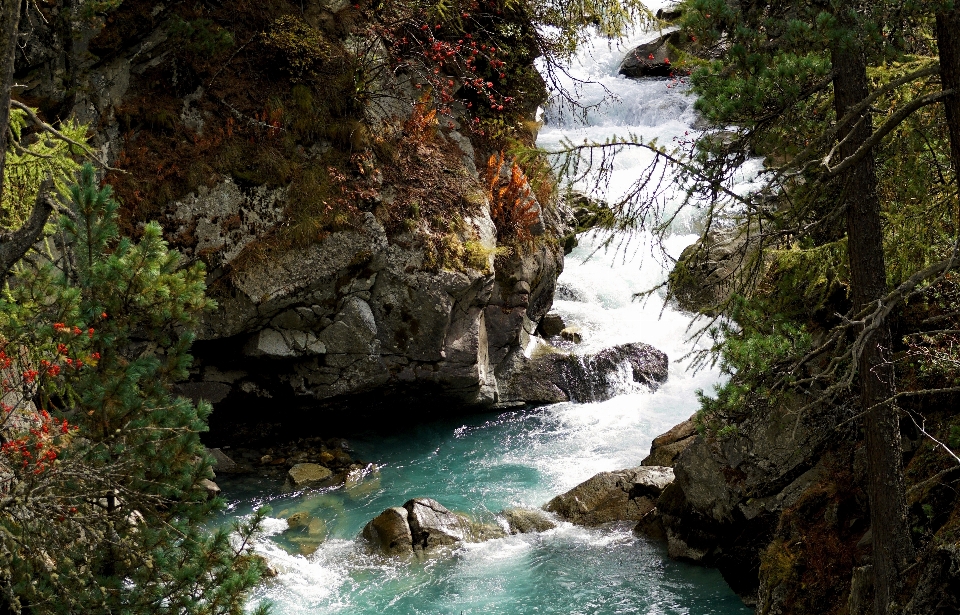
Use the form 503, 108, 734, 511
217, 10, 754, 615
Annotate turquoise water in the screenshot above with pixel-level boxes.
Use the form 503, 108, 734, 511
219, 403, 750, 615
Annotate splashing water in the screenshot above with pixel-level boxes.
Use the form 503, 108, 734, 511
219, 10, 753, 615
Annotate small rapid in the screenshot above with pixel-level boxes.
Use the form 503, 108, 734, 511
220, 9, 755, 615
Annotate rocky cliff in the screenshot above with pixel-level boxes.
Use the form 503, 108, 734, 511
15, 0, 582, 434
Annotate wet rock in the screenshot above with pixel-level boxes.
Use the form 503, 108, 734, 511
642, 416, 697, 467
545, 466, 674, 526
555, 283, 588, 302
405, 497, 472, 550
501, 508, 558, 534
537, 313, 566, 338
565, 190, 613, 232
283, 512, 327, 556
287, 463, 333, 488
619, 32, 682, 78
634, 508, 666, 541
286, 511, 312, 529
656, 3, 682, 21
500, 342, 669, 404
362, 507, 414, 556
559, 326, 583, 344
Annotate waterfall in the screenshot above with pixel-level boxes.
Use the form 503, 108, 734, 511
218, 12, 756, 615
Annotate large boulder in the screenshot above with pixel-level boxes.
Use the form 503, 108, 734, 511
545, 466, 674, 526
405, 497, 473, 549
361, 498, 505, 556
362, 507, 414, 556
619, 32, 682, 78
656, 393, 852, 606
500, 342, 668, 404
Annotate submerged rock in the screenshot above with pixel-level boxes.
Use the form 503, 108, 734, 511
287, 463, 333, 488
501, 508, 558, 534
545, 466, 674, 526
500, 342, 668, 404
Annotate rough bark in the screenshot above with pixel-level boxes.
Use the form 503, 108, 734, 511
831, 39, 915, 615
936, 10, 960, 196
0, 0, 21, 191
0, 180, 53, 276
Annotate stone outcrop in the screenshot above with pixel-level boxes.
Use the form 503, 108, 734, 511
641, 416, 696, 467
667, 227, 761, 314
499, 342, 668, 404
361, 497, 505, 556
651, 394, 855, 607
545, 466, 674, 526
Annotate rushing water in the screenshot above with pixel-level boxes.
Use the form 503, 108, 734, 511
219, 10, 755, 615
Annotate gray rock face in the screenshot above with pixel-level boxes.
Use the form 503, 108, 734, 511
656, 394, 850, 604
642, 416, 697, 467
500, 342, 669, 404
545, 466, 674, 526
667, 228, 762, 314
405, 497, 471, 549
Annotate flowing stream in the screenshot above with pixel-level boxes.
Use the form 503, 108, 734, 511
219, 11, 754, 614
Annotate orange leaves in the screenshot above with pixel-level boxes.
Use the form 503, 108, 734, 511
485, 152, 540, 243
404, 96, 438, 141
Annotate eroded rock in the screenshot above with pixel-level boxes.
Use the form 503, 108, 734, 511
642, 416, 697, 467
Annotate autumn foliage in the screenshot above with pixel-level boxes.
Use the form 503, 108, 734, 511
485, 152, 541, 242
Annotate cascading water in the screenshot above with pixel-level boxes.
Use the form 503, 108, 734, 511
220, 9, 755, 614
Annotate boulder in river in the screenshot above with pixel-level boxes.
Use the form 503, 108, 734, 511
619, 32, 681, 78
501, 508, 558, 534
362, 507, 414, 556
361, 498, 505, 556
545, 466, 674, 526
500, 342, 668, 404
537, 313, 566, 338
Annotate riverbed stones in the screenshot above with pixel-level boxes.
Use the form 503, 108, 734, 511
545, 466, 675, 526
501, 508, 558, 534
560, 326, 583, 343
287, 463, 333, 488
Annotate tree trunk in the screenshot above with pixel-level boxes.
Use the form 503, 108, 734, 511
936, 10, 960, 207
831, 39, 915, 615
0, 0, 21, 191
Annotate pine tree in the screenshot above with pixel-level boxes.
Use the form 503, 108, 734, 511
0, 165, 269, 614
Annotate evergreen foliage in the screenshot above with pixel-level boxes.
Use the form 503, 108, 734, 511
0, 161, 268, 613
